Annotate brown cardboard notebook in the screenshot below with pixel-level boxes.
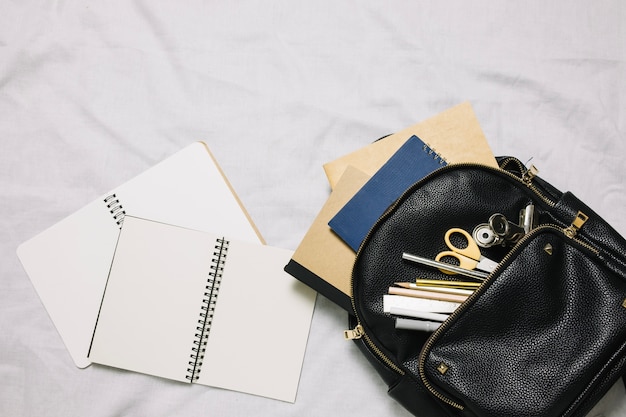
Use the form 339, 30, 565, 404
323, 102, 497, 189
288, 103, 495, 311
284, 166, 370, 312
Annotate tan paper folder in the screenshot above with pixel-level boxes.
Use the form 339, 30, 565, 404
285, 166, 370, 311
287, 103, 496, 311
323, 102, 497, 189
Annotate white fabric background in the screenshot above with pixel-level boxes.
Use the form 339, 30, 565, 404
2, 1, 625, 416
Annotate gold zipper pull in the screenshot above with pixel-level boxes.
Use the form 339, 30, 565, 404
564, 211, 589, 238
522, 164, 539, 185
344, 324, 364, 340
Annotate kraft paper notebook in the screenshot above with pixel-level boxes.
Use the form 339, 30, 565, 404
286, 104, 497, 310
89, 216, 315, 403
322, 102, 497, 189
17, 142, 264, 369
284, 166, 370, 312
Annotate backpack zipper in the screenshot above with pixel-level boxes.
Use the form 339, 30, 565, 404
344, 323, 405, 374
499, 157, 555, 207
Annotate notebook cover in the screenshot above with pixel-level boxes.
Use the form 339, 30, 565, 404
328, 135, 446, 251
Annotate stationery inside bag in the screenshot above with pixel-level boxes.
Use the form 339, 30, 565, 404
351, 167, 532, 361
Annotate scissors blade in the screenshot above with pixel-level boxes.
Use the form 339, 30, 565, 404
476, 256, 498, 273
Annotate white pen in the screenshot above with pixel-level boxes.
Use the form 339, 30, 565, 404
388, 307, 449, 322
395, 317, 441, 332
383, 294, 461, 314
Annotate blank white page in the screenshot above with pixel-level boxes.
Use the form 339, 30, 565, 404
89, 216, 316, 402
17, 142, 263, 368
16, 200, 119, 369
198, 237, 317, 402
115, 142, 262, 243
88, 216, 214, 382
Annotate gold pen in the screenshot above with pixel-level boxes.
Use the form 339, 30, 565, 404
388, 286, 469, 303
395, 282, 473, 296
413, 279, 481, 289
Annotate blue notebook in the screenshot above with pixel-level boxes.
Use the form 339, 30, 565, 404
328, 135, 446, 251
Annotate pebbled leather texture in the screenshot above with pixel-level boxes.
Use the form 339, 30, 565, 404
352, 160, 626, 417
424, 229, 626, 417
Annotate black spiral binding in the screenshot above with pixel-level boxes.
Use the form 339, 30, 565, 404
186, 237, 229, 382
103, 194, 126, 227
422, 143, 447, 165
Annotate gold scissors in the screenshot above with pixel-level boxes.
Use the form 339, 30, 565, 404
435, 228, 498, 275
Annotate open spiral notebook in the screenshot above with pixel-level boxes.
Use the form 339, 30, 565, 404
89, 216, 315, 402
17, 142, 316, 402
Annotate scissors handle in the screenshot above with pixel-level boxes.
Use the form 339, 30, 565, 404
435, 251, 478, 275
444, 228, 481, 260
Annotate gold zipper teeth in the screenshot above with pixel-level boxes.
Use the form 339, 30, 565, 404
496, 163, 556, 207
417, 224, 600, 409
349, 286, 404, 375
569, 231, 599, 255
362, 332, 405, 374
420, 376, 465, 409
527, 183, 557, 206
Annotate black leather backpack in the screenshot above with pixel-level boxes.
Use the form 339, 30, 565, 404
347, 157, 626, 417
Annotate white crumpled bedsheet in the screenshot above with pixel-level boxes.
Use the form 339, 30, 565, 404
2, 1, 625, 416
